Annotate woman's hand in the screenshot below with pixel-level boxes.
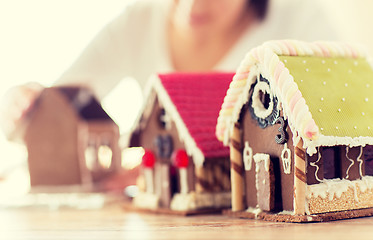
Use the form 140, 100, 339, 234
0, 82, 43, 141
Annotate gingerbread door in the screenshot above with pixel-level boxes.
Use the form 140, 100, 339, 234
254, 153, 275, 211
154, 163, 171, 207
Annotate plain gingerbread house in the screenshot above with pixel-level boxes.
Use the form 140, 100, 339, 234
24, 86, 121, 190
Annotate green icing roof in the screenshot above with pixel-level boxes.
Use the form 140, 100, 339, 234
279, 56, 373, 138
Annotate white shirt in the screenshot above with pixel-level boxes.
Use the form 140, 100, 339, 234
55, 0, 339, 99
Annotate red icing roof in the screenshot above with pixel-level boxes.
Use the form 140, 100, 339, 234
158, 72, 233, 159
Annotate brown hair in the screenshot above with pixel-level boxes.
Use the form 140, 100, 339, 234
249, 0, 269, 20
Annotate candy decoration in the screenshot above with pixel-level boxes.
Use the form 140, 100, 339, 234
142, 150, 156, 193
173, 149, 189, 168
173, 150, 189, 194
142, 150, 156, 168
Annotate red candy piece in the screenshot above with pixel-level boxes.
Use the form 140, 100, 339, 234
172, 149, 189, 168
142, 150, 156, 168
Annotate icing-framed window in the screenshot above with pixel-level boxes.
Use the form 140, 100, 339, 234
97, 139, 113, 170
85, 138, 97, 171
154, 134, 174, 160
322, 147, 341, 180
252, 81, 273, 117
248, 75, 279, 128
364, 145, 373, 176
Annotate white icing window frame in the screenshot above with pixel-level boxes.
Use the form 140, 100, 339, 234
251, 81, 274, 119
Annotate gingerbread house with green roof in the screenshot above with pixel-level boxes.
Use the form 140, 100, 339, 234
216, 40, 373, 222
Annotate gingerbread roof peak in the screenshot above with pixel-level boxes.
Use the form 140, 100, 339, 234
53, 87, 113, 121
145, 73, 233, 167
216, 40, 373, 155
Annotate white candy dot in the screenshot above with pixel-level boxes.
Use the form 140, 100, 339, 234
319, 109, 322, 112
322, 60, 326, 64
365, 98, 369, 102
367, 84, 370, 88
338, 109, 341, 112
284, 59, 287, 63
354, 126, 357, 129
321, 97, 324, 101
300, 79, 304, 82
342, 98, 346, 102
327, 68, 331, 72
345, 83, 348, 87
303, 60, 307, 64
323, 81, 327, 85
354, 61, 358, 66
306, 68, 309, 72
320, 127, 324, 131
348, 69, 352, 73
336, 126, 339, 130
334, 60, 338, 64
362, 112, 366, 116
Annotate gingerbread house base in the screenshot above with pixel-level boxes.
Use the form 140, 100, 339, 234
223, 207, 373, 223
123, 202, 226, 216
128, 191, 231, 216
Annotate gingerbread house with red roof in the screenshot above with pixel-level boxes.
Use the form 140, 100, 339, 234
130, 73, 232, 214
216, 40, 373, 222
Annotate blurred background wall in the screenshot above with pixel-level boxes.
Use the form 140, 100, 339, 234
0, 0, 372, 193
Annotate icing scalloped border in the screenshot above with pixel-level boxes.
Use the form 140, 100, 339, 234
216, 39, 371, 154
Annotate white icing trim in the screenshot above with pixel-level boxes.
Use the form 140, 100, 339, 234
357, 146, 364, 178
309, 148, 323, 182
305, 135, 373, 155
254, 153, 270, 172
133, 191, 160, 210
306, 176, 373, 203
221, 67, 260, 145
344, 146, 364, 179
251, 81, 274, 119
216, 40, 372, 151
243, 141, 253, 171
281, 143, 291, 174
170, 191, 231, 211
345, 147, 355, 179
246, 207, 263, 218
137, 75, 205, 167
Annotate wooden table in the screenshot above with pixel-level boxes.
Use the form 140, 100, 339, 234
1, 202, 373, 240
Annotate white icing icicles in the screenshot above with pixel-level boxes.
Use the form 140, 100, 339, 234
254, 153, 270, 172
